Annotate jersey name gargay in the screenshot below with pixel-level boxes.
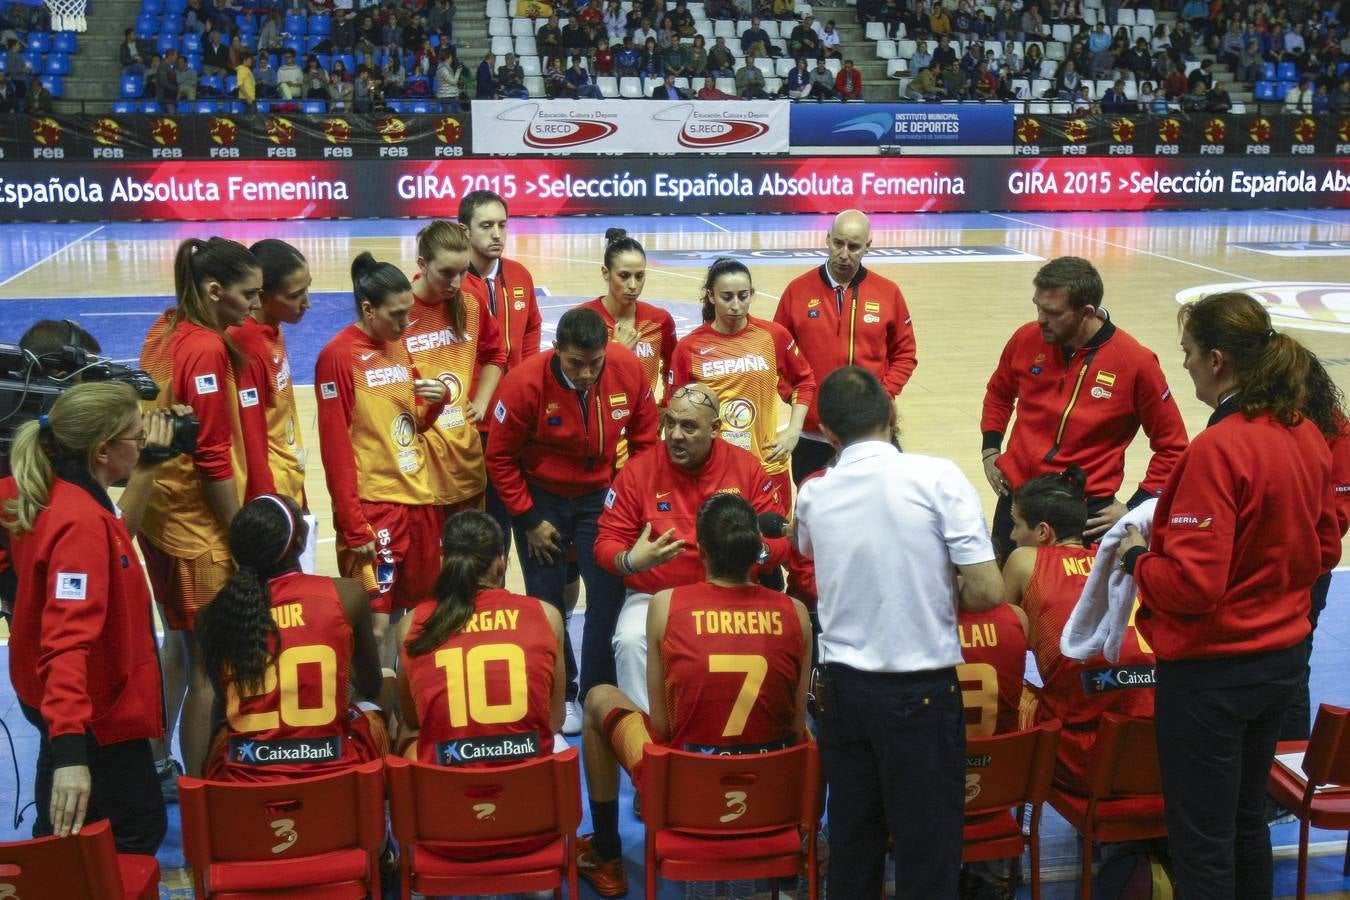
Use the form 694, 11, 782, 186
700, 354, 771, 378
364, 364, 412, 388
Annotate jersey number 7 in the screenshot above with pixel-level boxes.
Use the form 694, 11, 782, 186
709, 653, 768, 738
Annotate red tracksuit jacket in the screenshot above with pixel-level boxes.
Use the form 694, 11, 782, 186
486, 345, 659, 529
981, 317, 1188, 502
594, 438, 789, 594
1135, 403, 1341, 661
3, 477, 163, 767
773, 265, 917, 433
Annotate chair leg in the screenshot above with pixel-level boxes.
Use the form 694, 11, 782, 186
1343, 829, 1350, 877
1080, 833, 1094, 900
1297, 818, 1310, 900
1029, 809, 1041, 900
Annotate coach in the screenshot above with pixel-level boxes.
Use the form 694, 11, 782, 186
595, 382, 789, 710
773, 209, 918, 483
795, 366, 1002, 899
981, 256, 1187, 560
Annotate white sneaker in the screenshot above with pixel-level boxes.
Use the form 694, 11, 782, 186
563, 699, 583, 735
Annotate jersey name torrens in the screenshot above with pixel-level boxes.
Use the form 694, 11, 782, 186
700, 355, 770, 378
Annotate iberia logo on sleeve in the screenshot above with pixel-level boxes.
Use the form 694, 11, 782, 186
238, 387, 260, 407
195, 373, 219, 394
55, 572, 88, 600
1168, 514, 1212, 529
320, 381, 338, 400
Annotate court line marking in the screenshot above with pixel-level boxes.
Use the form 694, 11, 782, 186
988, 213, 1260, 281
1268, 210, 1350, 226
513, 250, 782, 301
697, 215, 732, 234
80, 311, 164, 317
0, 225, 105, 289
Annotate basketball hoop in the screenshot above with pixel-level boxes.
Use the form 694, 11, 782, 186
45, 0, 88, 32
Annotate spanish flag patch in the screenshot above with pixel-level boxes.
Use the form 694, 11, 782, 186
608, 392, 628, 406
1095, 371, 1117, 388
864, 301, 881, 313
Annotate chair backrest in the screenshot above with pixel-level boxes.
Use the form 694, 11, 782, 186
1302, 704, 1350, 788
964, 720, 1061, 818
1084, 714, 1161, 799
180, 758, 386, 871
385, 748, 581, 850
0, 819, 131, 899
641, 742, 822, 837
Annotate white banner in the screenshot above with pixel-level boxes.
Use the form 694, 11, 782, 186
472, 100, 789, 155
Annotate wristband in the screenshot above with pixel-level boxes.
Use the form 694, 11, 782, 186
981, 449, 999, 459
622, 550, 635, 575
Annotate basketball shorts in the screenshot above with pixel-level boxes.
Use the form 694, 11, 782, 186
338, 501, 441, 614
138, 538, 233, 631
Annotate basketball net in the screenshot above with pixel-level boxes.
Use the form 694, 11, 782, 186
45, 0, 88, 32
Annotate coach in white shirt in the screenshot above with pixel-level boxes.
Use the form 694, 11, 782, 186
795, 366, 1003, 900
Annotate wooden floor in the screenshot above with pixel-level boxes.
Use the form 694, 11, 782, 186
1, 209, 1347, 575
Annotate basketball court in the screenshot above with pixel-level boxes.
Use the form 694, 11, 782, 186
1, 208, 1348, 897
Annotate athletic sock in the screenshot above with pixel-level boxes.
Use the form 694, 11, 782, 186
589, 799, 622, 860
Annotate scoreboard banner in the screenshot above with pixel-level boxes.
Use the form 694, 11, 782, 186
0, 155, 1344, 220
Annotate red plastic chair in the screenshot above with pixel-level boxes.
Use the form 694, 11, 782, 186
1268, 703, 1350, 900
0, 819, 159, 900
1047, 714, 1166, 900
640, 742, 824, 900
179, 758, 386, 899
963, 720, 1062, 900
384, 748, 582, 900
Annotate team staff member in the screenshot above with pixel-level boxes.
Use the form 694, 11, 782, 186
230, 239, 311, 507
198, 495, 386, 783
406, 220, 506, 514
315, 253, 446, 660
459, 191, 543, 553
139, 236, 272, 778
486, 307, 659, 713
1116, 293, 1341, 900
981, 256, 1188, 560
2, 383, 180, 853
576, 494, 811, 898
773, 209, 918, 484
398, 510, 564, 766
669, 258, 815, 511
796, 366, 1003, 900
595, 382, 790, 710
1003, 467, 1154, 786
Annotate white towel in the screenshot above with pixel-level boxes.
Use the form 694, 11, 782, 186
1059, 498, 1158, 663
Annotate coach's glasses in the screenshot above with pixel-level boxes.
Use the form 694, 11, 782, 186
668, 385, 719, 412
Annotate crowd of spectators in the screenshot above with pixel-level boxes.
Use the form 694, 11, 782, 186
0, 2, 58, 113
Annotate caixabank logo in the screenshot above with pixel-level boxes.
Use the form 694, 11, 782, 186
1177, 282, 1350, 335
653, 103, 773, 149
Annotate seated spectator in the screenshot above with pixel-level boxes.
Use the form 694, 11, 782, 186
330, 9, 356, 52
707, 35, 735, 76
355, 65, 380, 110
183, 0, 210, 33
1334, 76, 1350, 114
959, 39, 983, 74
671, 0, 695, 36
1001, 41, 1020, 76
941, 59, 968, 96
304, 56, 329, 98
742, 16, 774, 56
735, 53, 770, 97
785, 56, 811, 97
253, 51, 279, 98
906, 61, 946, 98
328, 68, 354, 107
697, 73, 737, 98
638, 36, 663, 76
0, 70, 15, 113
476, 51, 500, 98
544, 55, 575, 96
772, 0, 794, 18
1187, 57, 1213, 91
1088, 21, 1110, 54
809, 56, 834, 98
929, 1, 951, 35
382, 48, 407, 97
788, 15, 821, 57
615, 35, 642, 75
650, 70, 688, 98
992, 0, 1017, 40
493, 52, 526, 97
169, 52, 196, 102
633, 15, 657, 47
120, 28, 147, 76
1099, 77, 1133, 111
835, 57, 862, 99
1003, 468, 1155, 789
575, 493, 810, 898
1022, 42, 1043, 77
972, 58, 997, 98
1053, 58, 1082, 98
1284, 76, 1314, 112
1020, 4, 1046, 40
197, 496, 387, 784
566, 54, 602, 97
24, 73, 51, 112
932, 33, 957, 68
202, 29, 229, 76
356, 14, 382, 53
682, 34, 704, 75
951, 0, 972, 38
1071, 83, 1092, 111
603, 0, 626, 42
1091, 37, 1121, 78
664, 37, 692, 75
886, 0, 909, 39
1054, 0, 1085, 26
426, 0, 453, 37
537, 14, 563, 58
1206, 80, 1231, 112
594, 38, 616, 75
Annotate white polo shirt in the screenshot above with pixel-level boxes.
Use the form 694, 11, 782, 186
796, 440, 994, 673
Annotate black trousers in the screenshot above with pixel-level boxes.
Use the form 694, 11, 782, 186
790, 436, 835, 485
1279, 570, 1332, 742
817, 664, 965, 899
1154, 646, 1302, 900
20, 702, 167, 856
991, 491, 1114, 564
512, 484, 625, 701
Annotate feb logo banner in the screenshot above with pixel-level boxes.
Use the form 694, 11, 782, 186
473, 100, 789, 156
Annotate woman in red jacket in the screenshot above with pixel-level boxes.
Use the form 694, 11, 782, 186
1, 383, 180, 853
1117, 292, 1342, 900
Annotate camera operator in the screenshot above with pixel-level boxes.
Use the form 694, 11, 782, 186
19, 319, 103, 371
1, 382, 188, 854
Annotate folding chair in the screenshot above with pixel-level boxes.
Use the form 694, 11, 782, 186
0, 819, 159, 900
1268, 703, 1350, 900
1048, 715, 1166, 900
641, 742, 824, 899
384, 749, 581, 900
179, 758, 386, 899
963, 720, 1062, 900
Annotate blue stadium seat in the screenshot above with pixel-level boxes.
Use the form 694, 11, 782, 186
159, 14, 182, 34
28, 33, 51, 53
139, 0, 163, 13
140, 99, 164, 113
0, 55, 7, 72
225, 74, 237, 92
1277, 61, 1297, 81
316, 53, 331, 69
111, 100, 136, 113
120, 73, 143, 96
227, 100, 246, 113
305, 35, 326, 51
193, 99, 220, 113
409, 100, 435, 113
1338, 61, 1350, 77
255, 99, 272, 112
135, 17, 157, 39
44, 54, 70, 75
52, 32, 77, 54
21, 51, 41, 70
1254, 80, 1277, 101
157, 33, 178, 53
285, 13, 307, 34
1277, 79, 1297, 96
429, 33, 440, 47
335, 53, 354, 72
39, 74, 63, 96
309, 14, 329, 35
199, 73, 223, 94
176, 100, 193, 113
181, 32, 201, 53
283, 37, 303, 57
165, 0, 187, 13
302, 99, 327, 112
185, 52, 201, 70
386, 99, 407, 111
1261, 61, 1276, 80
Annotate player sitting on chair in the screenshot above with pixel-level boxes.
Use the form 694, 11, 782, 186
575, 493, 812, 897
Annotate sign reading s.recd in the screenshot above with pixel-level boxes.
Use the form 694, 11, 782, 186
1175, 282, 1350, 335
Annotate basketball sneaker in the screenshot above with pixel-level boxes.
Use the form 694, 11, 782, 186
576, 834, 629, 897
